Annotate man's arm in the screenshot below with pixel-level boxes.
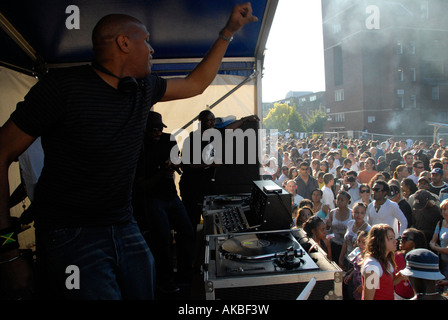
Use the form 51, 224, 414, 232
224, 115, 259, 130
161, 3, 258, 102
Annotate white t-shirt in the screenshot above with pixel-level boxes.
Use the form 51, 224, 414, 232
321, 186, 335, 210
366, 199, 408, 236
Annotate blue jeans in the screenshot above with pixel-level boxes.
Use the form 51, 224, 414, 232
36, 220, 155, 300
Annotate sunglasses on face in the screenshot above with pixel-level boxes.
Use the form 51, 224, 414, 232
360, 189, 370, 194
372, 187, 384, 192
401, 236, 414, 242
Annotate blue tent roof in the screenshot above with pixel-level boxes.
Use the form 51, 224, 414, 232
0, 0, 277, 77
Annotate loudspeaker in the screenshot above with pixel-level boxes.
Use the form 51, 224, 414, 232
208, 120, 261, 195
91, 61, 139, 95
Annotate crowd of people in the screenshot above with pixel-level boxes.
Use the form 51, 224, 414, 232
265, 134, 448, 300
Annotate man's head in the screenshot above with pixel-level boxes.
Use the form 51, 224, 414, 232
413, 160, 425, 177
92, 14, 154, 79
146, 111, 166, 141
298, 161, 310, 177
431, 168, 443, 185
198, 110, 215, 131
285, 180, 297, 195
372, 180, 389, 201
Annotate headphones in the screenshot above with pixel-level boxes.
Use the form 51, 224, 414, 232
91, 61, 139, 95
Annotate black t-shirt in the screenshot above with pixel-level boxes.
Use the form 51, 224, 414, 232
10, 65, 167, 229
133, 132, 178, 200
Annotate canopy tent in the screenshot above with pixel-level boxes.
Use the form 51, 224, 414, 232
427, 121, 448, 143
0, 0, 278, 131
0, 1, 278, 248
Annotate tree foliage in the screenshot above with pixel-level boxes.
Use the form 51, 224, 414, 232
262, 103, 306, 132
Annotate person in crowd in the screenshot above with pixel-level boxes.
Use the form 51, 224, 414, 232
310, 159, 320, 177
344, 230, 368, 300
327, 191, 352, 264
429, 198, 448, 281
132, 111, 194, 295
294, 161, 319, 201
321, 173, 335, 210
339, 202, 371, 270
284, 179, 304, 206
407, 160, 425, 184
303, 216, 332, 260
343, 171, 361, 207
357, 157, 378, 184
0, 5, 258, 300
429, 168, 448, 196
400, 248, 447, 300
276, 165, 289, 187
311, 189, 330, 220
401, 177, 418, 204
394, 228, 427, 299
358, 183, 372, 206
295, 206, 314, 229
288, 166, 298, 180
388, 182, 412, 228
393, 164, 410, 183
361, 224, 404, 300
412, 189, 442, 246
366, 180, 408, 237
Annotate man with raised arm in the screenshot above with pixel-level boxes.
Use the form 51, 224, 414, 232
0, 3, 257, 300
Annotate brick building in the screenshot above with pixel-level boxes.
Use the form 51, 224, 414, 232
322, 0, 448, 135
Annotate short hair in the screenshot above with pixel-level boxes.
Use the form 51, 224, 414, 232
373, 180, 389, 193
323, 173, 334, 184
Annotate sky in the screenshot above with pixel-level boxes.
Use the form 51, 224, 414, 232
262, 0, 326, 102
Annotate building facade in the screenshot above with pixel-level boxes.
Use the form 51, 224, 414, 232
322, 0, 448, 135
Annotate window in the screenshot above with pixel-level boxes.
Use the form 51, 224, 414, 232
368, 116, 376, 123
421, 1, 429, 19
396, 40, 403, 54
398, 67, 404, 81
410, 68, 416, 82
335, 113, 345, 123
432, 86, 440, 100
409, 41, 416, 54
409, 95, 417, 109
335, 89, 344, 102
397, 90, 404, 108
310, 95, 317, 101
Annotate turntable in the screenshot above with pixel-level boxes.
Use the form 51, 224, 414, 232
212, 231, 320, 277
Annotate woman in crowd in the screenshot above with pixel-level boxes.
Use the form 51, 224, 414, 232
394, 228, 427, 299
429, 199, 448, 282
303, 215, 332, 260
311, 189, 330, 220
393, 164, 410, 183
288, 166, 298, 180
359, 183, 372, 206
295, 206, 313, 229
361, 224, 404, 300
339, 202, 371, 270
327, 191, 352, 264
401, 178, 418, 202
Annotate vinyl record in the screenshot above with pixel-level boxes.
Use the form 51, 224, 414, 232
221, 233, 294, 260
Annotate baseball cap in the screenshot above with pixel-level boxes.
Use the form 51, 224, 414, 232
413, 189, 437, 210
400, 248, 445, 280
431, 168, 443, 175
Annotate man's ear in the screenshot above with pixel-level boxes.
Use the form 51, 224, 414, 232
116, 35, 131, 53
